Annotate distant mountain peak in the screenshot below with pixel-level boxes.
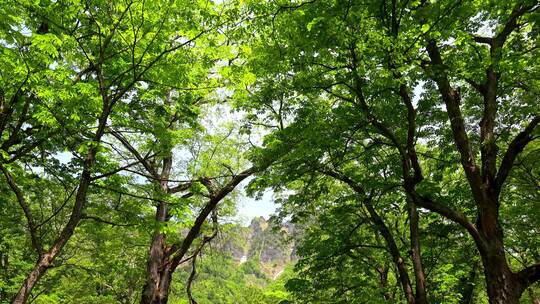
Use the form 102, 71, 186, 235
249, 216, 268, 232
218, 217, 298, 279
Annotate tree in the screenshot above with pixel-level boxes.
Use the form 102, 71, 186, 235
108, 90, 263, 303
1, 0, 214, 302
239, 0, 540, 303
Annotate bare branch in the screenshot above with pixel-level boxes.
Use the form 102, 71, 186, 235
169, 167, 256, 269
81, 214, 136, 227
186, 210, 218, 304
91, 152, 159, 181
109, 129, 160, 180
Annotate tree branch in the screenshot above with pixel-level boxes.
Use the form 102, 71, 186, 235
318, 168, 416, 303
169, 167, 256, 269
407, 190, 484, 251
473, 36, 493, 45
494, 3, 539, 49
109, 129, 160, 180
0, 164, 43, 255
495, 114, 540, 194
517, 262, 540, 292
81, 214, 136, 227
425, 40, 484, 203
168, 182, 192, 194
90, 152, 158, 181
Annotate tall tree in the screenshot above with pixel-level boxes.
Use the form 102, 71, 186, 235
239, 0, 540, 303
111, 115, 259, 304
107, 80, 264, 302
0, 0, 213, 302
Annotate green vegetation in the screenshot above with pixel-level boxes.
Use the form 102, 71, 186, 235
170, 251, 293, 304
1, 0, 539, 304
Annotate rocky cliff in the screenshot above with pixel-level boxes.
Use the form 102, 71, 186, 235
217, 217, 298, 278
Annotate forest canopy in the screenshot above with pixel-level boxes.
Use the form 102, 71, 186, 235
0, 0, 539, 304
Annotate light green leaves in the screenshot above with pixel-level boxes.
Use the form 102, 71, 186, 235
306, 17, 324, 31
32, 33, 62, 58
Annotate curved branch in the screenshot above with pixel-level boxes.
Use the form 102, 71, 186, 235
495, 115, 540, 194
0, 164, 43, 255
517, 262, 540, 293
408, 190, 485, 251
169, 167, 256, 269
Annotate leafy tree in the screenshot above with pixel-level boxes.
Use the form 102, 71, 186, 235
1, 0, 219, 302
238, 0, 540, 303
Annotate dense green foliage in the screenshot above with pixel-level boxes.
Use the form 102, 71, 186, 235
171, 252, 293, 304
1, 0, 539, 303
236, 0, 540, 303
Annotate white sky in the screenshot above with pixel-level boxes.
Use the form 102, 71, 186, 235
236, 189, 276, 221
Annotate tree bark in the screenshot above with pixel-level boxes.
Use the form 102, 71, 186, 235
140, 252, 173, 304
477, 196, 522, 304
141, 156, 174, 304
140, 202, 173, 304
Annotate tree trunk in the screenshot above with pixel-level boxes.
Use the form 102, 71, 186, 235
482, 256, 521, 304
10, 101, 110, 304
139, 167, 254, 304
425, 35, 540, 304
477, 198, 522, 304
141, 201, 174, 304
11, 251, 58, 304
140, 248, 173, 304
